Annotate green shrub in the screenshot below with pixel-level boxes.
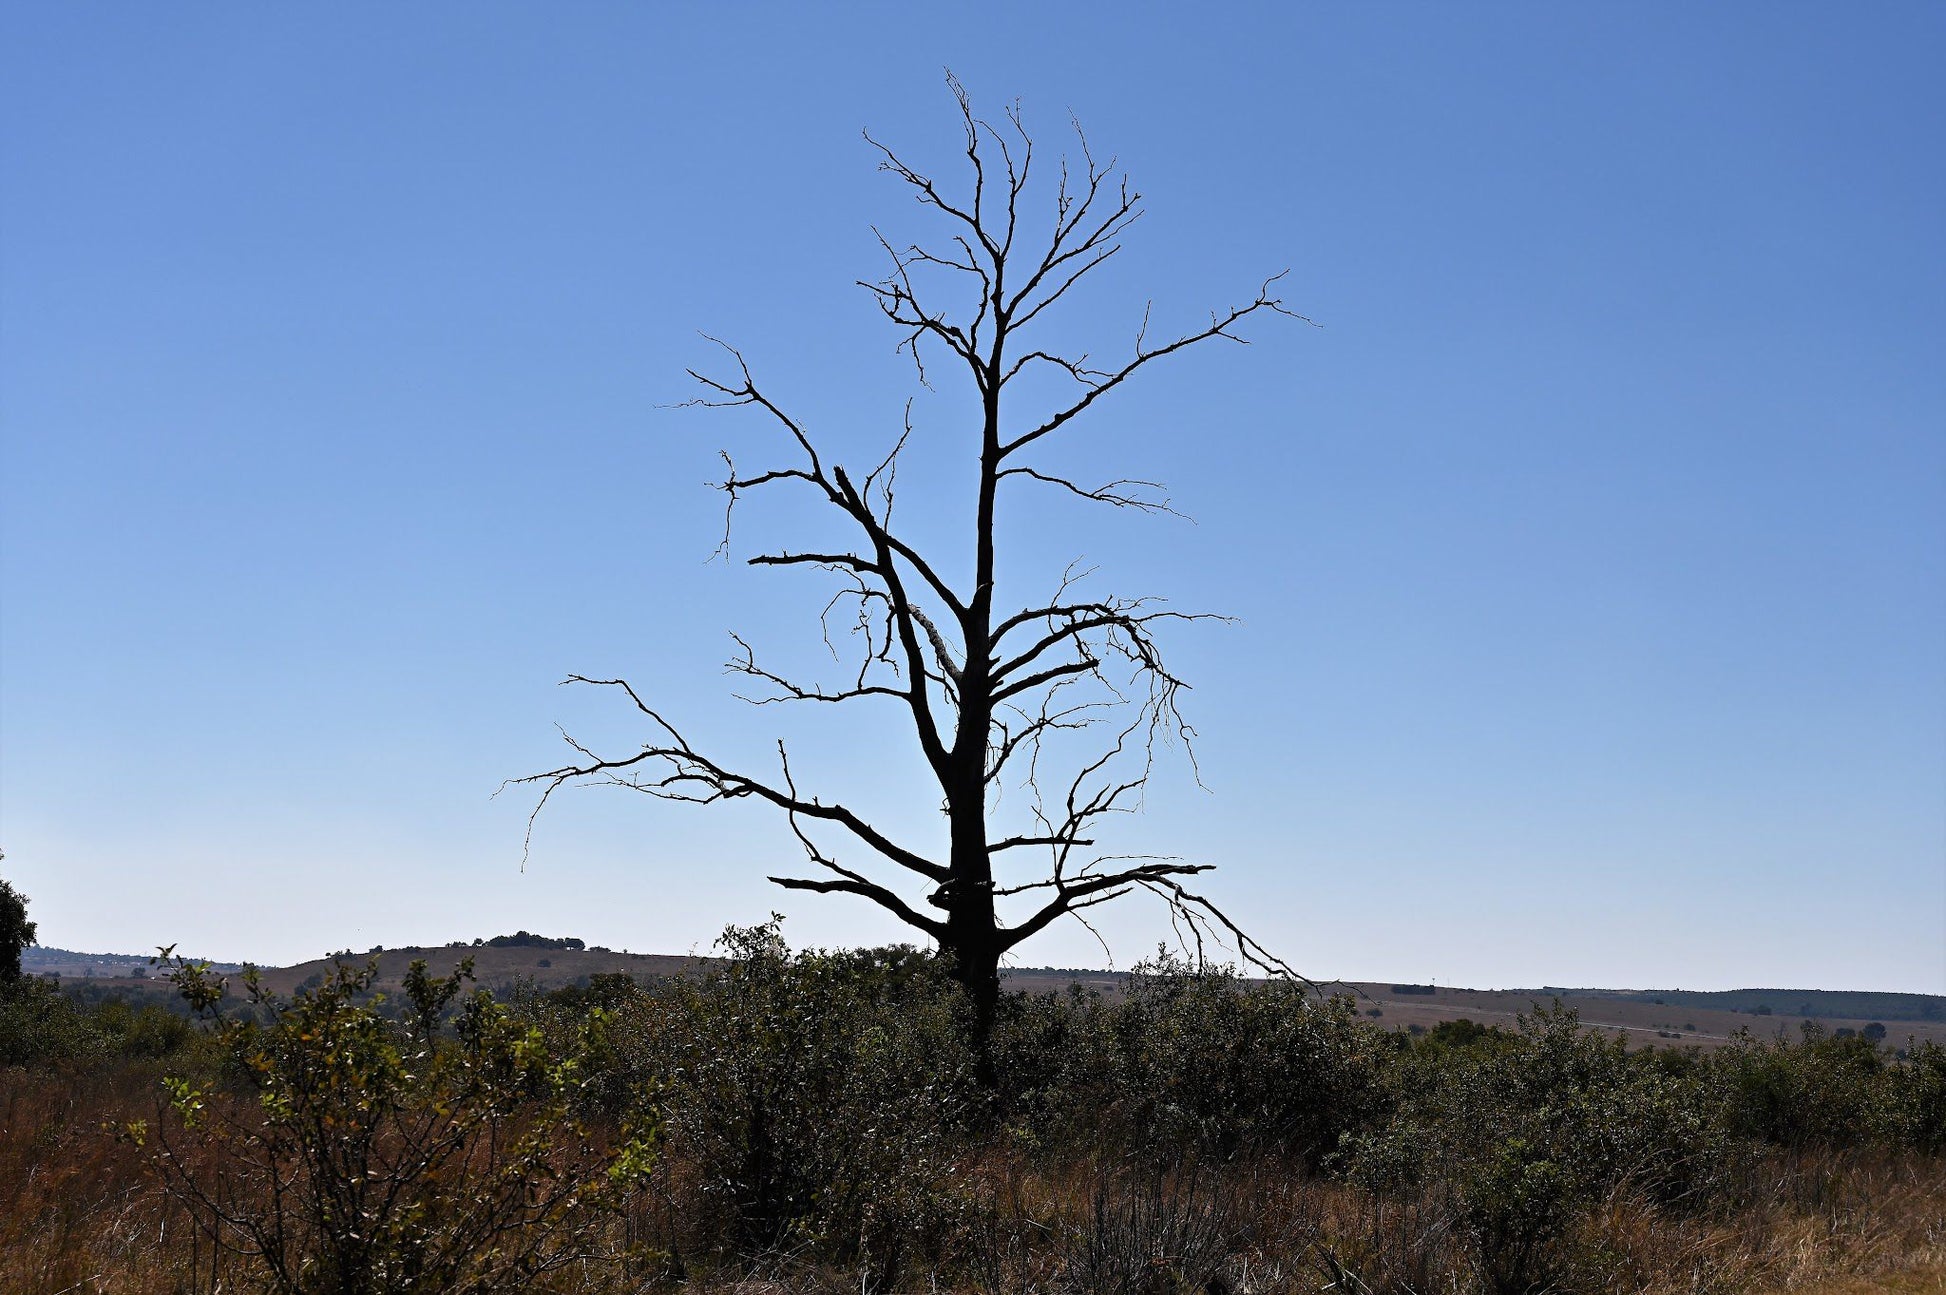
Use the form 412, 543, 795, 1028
636, 922, 975, 1289
139, 954, 655, 1295
1465, 1135, 1576, 1295
89, 996, 201, 1059
1711, 1021, 1889, 1148
1342, 1003, 1738, 1286
1887, 1039, 1946, 1154
1086, 953, 1389, 1166
0, 978, 106, 1065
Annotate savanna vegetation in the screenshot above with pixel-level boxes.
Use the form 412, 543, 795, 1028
5, 916, 1945, 1295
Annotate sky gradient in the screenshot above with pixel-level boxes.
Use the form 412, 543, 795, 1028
4, 4, 1942, 992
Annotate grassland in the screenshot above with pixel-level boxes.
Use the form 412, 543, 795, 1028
6, 932, 1945, 1294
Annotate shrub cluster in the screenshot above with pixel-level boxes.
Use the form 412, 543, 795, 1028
484, 931, 588, 950
541, 923, 977, 1288
992, 951, 1387, 1167
0, 976, 202, 1066
134, 954, 657, 1295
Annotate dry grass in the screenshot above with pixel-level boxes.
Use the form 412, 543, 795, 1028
1549, 1151, 1946, 1295
0, 1065, 211, 1295
5, 1061, 1945, 1295
1766, 1272, 1946, 1295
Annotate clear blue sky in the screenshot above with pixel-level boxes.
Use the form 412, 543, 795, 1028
4, 4, 1941, 992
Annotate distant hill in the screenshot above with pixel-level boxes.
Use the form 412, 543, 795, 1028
26, 942, 1946, 1044
20, 940, 698, 1002
1000, 972, 1946, 1051
22, 945, 246, 979
1530, 986, 1946, 1024
249, 944, 704, 998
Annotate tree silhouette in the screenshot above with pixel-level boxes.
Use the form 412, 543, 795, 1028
0, 867, 35, 986
517, 81, 1304, 1042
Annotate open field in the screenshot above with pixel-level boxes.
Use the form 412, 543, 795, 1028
33, 944, 1946, 1055
6, 939, 1946, 1295
1010, 970, 1946, 1053
1316, 983, 1946, 1053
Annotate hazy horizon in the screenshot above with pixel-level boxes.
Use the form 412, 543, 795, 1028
23, 934, 1946, 1002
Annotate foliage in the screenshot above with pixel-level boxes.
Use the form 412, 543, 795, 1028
0, 869, 34, 984
1713, 1018, 1892, 1148
1082, 952, 1387, 1165
1883, 1038, 1946, 1154
1340, 1003, 1738, 1290
0, 976, 108, 1065
632, 922, 976, 1289
1615, 985, 1946, 1023
138, 953, 657, 1295
0, 877, 209, 1069
484, 931, 586, 950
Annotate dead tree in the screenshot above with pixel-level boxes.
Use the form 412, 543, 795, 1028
517, 81, 1304, 1043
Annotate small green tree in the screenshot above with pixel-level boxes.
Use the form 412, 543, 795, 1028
0, 865, 36, 985
0, 865, 87, 1065
141, 954, 658, 1295
640, 922, 975, 1287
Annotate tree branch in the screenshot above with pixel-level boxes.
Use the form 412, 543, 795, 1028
505, 676, 948, 884
999, 275, 1311, 460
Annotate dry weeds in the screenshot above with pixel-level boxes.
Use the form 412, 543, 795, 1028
5, 1064, 1944, 1295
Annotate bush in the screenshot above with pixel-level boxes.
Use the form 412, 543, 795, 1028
1888, 1039, 1946, 1154
1341, 1003, 1737, 1287
1084, 953, 1389, 1166
631, 922, 975, 1289
1712, 1020, 1889, 1148
1464, 1135, 1577, 1294
89, 996, 200, 1059
138, 954, 656, 1295
0, 978, 106, 1065
485, 932, 586, 950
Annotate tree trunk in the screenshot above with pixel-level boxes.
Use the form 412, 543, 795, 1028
943, 734, 1001, 1069
943, 906, 1002, 1084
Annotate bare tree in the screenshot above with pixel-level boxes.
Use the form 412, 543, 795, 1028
516, 80, 1304, 1044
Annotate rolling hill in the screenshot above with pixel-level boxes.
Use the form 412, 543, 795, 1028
25, 940, 1946, 1051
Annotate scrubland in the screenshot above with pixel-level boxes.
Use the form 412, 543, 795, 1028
3, 926, 1943, 1295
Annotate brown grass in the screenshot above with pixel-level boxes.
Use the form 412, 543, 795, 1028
0, 1065, 211, 1295
5, 1061, 1945, 1295
1767, 1273, 1946, 1295
1560, 1151, 1946, 1295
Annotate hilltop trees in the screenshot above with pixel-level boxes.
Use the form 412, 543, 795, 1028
519, 82, 1301, 1040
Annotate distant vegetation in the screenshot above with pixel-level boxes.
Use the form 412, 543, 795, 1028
473, 930, 590, 950
1539, 985, 1946, 1023
1659, 987, 1940, 1022
5, 914, 1945, 1293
